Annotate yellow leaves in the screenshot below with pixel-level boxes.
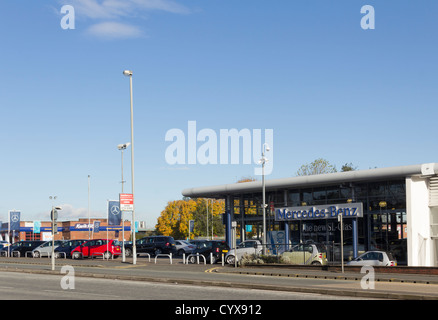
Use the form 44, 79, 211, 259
155, 198, 225, 239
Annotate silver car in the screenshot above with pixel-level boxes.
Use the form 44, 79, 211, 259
32, 240, 65, 258
347, 251, 397, 266
225, 240, 262, 264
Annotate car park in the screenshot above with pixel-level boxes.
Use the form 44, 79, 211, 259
188, 240, 230, 264
125, 236, 176, 257
175, 240, 196, 256
281, 243, 328, 265
54, 239, 88, 258
32, 240, 65, 258
0, 241, 45, 257
346, 250, 397, 266
225, 240, 262, 264
70, 239, 121, 259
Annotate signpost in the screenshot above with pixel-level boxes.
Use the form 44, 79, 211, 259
119, 193, 133, 262
119, 193, 134, 211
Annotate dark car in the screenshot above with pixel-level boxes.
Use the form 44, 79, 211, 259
125, 236, 176, 257
54, 239, 88, 258
0, 240, 45, 257
188, 240, 230, 264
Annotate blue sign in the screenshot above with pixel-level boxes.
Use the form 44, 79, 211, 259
9, 211, 20, 231
275, 203, 363, 221
108, 201, 121, 226
34, 221, 41, 234
93, 221, 100, 233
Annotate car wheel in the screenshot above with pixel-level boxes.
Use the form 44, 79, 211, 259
72, 252, 82, 259
311, 261, 322, 266
226, 255, 235, 265
155, 248, 162, 256
33, 251, 40, 258
177, 249, 185, 256
103, 251, 112, 259
125, 248, 132, 257
188, 256, 196, 264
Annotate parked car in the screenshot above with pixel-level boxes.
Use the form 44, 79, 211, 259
175, 240, 196, 256
70, 239, 121, 259
0, 241, 45, 257
32, 240, 65, 258
0, 241, 10, 247
125, 236, 176, 257
225, 240, 262, 264
54, 239, 88, 258
188, 240, 230, 264
281, 243, 328, 265
347, 251, 397, 266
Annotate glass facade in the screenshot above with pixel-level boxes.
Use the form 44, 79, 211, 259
230, 179, 407, 265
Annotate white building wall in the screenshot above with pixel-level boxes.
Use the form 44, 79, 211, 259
406, 176, 434, 266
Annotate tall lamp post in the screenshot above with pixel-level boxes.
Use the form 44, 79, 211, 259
49, 196, 62, 271
259, 143, 270, 255
122, 69, 136, 265
118, 142, 130, 262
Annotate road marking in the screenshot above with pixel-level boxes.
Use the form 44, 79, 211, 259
205, 267, 221, 273
43, 289, 120, 299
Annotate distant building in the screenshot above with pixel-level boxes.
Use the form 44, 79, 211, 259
0, 218, 132, 242
183, 163, 438, 267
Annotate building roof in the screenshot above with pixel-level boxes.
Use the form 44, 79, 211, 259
182, 163, 438, 198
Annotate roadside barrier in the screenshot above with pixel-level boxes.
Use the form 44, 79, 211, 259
138, 252, 151, 262
32, 251, 50, 258
186, 253, 206, 265
11, 251, 20, 258
154, 253, 173, 264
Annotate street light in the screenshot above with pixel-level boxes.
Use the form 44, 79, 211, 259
49, 196, 62, 271
259, 143, 270, 255
122, 69, 136, 265
118, 142, 130, 262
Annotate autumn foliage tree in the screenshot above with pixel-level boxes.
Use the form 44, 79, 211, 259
155, 198, 225, 239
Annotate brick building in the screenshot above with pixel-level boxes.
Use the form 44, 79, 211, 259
0, 218, 132, 243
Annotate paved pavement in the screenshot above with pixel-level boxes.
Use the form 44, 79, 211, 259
0, 257, 437, 299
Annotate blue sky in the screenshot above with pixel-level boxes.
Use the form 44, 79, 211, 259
0, 0, 437, 228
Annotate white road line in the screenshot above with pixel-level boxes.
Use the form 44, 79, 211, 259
43, 290, 120, 299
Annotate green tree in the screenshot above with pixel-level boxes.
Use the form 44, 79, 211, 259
296, 158, 337, 176
341, 162, 358, 172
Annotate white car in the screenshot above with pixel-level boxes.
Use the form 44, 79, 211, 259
347, 251, 397, 266
175, 240, 196, 256
282, 243, 327, 265
225, 240, 262, 264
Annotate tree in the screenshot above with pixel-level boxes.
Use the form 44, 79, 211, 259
341, 162, 358, 172
155, 198, 225, 239
296, 158, 337, 176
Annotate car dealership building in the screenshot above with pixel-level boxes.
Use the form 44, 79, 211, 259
182, 163, 438, 267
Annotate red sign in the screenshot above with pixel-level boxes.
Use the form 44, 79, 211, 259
119, 193, 134, 211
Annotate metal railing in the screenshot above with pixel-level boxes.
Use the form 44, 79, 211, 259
154, 253, 172, 264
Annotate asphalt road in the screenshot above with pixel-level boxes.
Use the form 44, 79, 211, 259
0, 256, 437, 300
0, 271, 363, 300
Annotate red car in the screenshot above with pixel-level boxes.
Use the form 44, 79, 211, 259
71, 239, 121, 259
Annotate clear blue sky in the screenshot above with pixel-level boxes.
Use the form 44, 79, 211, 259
1, 0, 437, 228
